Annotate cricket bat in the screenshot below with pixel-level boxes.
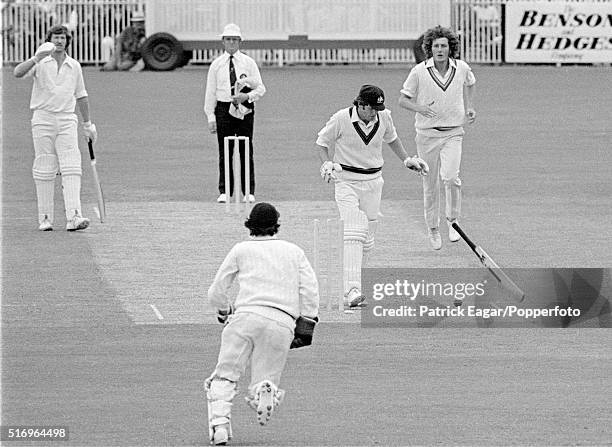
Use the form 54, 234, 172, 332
452, 222, 525, 302
87, 139, 106, 223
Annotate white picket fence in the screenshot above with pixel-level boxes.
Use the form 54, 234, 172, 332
452, 0, 504, 64
2, 0, 142, 63
145, 0, 450, 41
2, 0, 513, 65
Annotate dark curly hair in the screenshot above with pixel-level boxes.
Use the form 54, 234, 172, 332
422, 25, 460, 59
45, 25, 72, 49
244, 202, 280, 237
245, 222, 280, 237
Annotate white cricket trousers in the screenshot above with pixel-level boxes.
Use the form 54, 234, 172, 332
335, 176, 384, 292
212, 312, 294, 387
416, 133, 463, 229
31, 110, 83, 222
335, 176, 384, 221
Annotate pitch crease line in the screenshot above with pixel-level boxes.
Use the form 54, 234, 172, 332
150, 304, 164, 320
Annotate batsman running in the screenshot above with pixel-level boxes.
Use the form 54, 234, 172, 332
316, 84, 429, 308
206, 202, 319, 445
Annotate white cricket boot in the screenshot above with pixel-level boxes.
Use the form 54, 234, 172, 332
38, 215, 53, 231
428, 227, 442, 250
66, 210, 90, 231
217, 193, 227, 203
447, 219, 460, 242
344, 287, 366, 308
211, 423, 230, 446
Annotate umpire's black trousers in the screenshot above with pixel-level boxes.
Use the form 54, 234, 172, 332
215, 101, 256, 196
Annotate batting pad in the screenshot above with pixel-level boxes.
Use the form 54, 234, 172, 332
444, 179, 462, 222
32, 154, 58, 180
206, 377, 236, 434
344, 240, 363, 293
342, 209, 368, 292
35, 180, 55, 224
61, 174, 82, 220
362, 219, 379, 266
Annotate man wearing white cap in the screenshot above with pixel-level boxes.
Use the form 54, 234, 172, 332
204, 23, 266, 204
101, 11, 146, 71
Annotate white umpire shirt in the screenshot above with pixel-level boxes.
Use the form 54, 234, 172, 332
204, 50, 266, 124
208, 236, 319, 327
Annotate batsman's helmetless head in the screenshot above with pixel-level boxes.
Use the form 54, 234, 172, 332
45, 25, 72, 50
245, 202, 280, 237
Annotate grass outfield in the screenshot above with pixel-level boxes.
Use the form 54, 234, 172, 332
2, 65, 612, 445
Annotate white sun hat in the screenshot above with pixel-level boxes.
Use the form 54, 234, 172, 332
220, 23, 242, 39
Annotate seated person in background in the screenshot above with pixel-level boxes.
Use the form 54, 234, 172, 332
101, 11, 146, 71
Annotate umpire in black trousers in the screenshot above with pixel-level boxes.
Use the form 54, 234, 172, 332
204, 23, 266, 203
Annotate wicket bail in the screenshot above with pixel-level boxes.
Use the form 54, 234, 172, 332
313, 218, 344, 311
223, 136, 251, 214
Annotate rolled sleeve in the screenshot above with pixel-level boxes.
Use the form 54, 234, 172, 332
74, 65, 87, 99
466, 69, 476, 86
400, 69, 419, 98
315, 114, 339, 148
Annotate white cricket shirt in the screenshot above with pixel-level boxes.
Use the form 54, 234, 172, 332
26, 55, 87, 113
208, 237, 319, 326
316, 106, 398, 180
401, 58, 475, 136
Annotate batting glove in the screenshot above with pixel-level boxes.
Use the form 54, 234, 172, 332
404, 156, 429, 176
320, 161, 342, 183
290, 316, 319, 349
216, 305, 234, 325
33, 42, 55, 62
82, 121, 98, 144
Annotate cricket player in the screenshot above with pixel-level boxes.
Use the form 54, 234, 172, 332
316, 85, 429, 308
206, 202, 319, 445
399, 25, 476, 250
13, 25, 98, 231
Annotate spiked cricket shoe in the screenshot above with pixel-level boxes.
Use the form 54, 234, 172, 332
428, 228, 442, 250
256, 382, 275, 426
217, 193, 227, 203
66, 212, 89, 231
38, 215, 53, 231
